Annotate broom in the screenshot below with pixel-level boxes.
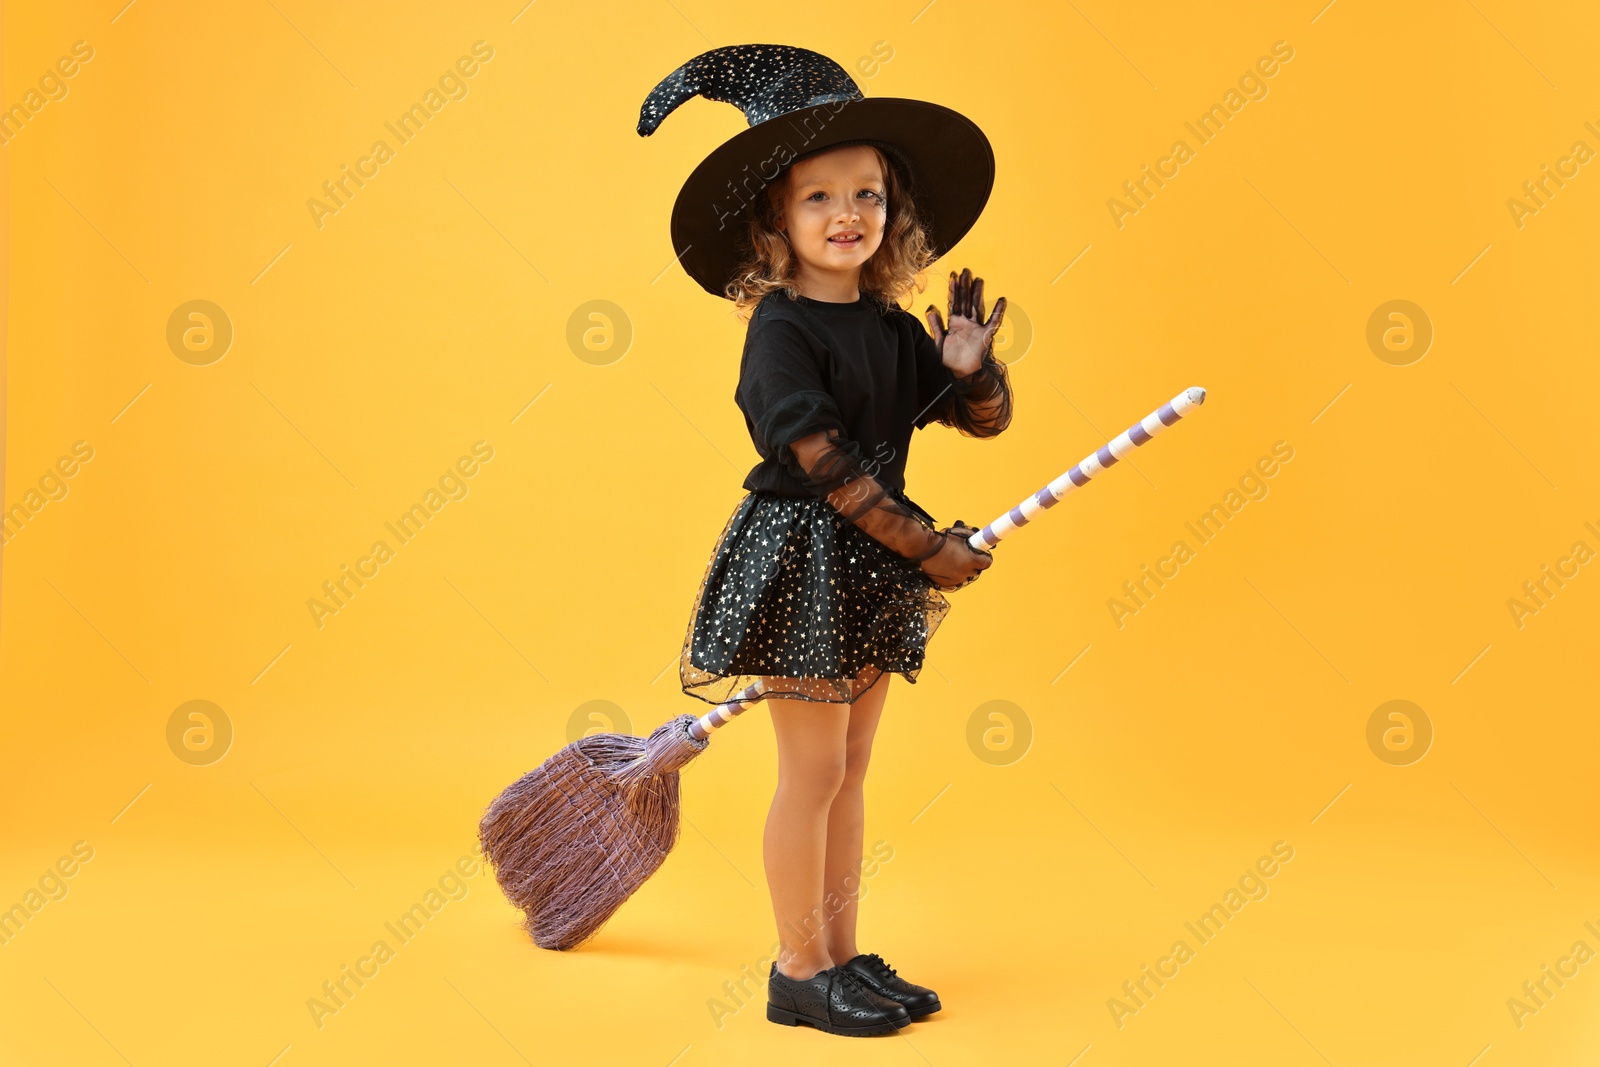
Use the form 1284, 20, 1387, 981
479, 387, 1208, 950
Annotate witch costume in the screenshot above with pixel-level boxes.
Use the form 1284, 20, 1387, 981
637, 43, 1013, 706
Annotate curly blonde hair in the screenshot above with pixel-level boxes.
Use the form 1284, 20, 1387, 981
723, 142, 938, 321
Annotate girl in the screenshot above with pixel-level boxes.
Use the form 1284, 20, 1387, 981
639, 44, 1013, 1037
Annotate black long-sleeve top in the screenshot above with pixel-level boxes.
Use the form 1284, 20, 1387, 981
734, 288, 1013, 525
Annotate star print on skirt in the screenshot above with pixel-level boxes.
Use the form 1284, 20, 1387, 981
680, 490, 951, 706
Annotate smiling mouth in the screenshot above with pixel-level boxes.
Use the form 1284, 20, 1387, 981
828, 233, 862, 248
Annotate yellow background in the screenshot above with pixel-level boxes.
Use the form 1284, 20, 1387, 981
3, 1, 1598, 1064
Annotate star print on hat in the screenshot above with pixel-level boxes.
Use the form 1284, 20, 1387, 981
637, 43, 995, 300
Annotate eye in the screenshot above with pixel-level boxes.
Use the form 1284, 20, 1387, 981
807, 192, 827, 202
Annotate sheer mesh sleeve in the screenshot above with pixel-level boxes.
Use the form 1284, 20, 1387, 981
787, 427, 946, 563
912, 323, 1015, 438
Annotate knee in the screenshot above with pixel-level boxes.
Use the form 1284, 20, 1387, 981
841, 738, 873, 788
779, 755, 848, 803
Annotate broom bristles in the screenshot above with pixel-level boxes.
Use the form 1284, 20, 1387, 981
478, 713, 710, 950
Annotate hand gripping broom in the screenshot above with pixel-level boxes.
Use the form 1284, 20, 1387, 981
478, 387, 1208, 949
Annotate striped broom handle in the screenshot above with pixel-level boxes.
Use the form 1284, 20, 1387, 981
690, 679, 767, 741
968, 386, 1206, 551
690, 386, 1207, 739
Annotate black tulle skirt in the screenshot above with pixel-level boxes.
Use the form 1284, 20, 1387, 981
679, 490, 951, 706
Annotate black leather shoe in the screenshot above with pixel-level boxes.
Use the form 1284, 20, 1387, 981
838, 952, 942, 1018
767, 961, 911, 1035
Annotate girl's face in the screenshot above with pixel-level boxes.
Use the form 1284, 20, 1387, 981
775, 145, 887, 291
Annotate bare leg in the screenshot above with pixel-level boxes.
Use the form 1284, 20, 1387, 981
823, 671, 889, 964
764, 683, 849, 980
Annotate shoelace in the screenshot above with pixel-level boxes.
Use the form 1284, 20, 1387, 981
835, 967, 898, 1023
863, 952, 898, 979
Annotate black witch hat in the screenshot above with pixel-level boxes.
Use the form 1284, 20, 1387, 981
637, 43, 995, 300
